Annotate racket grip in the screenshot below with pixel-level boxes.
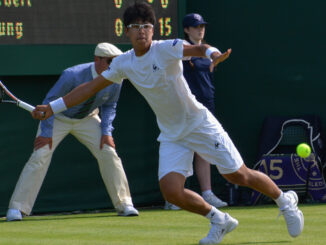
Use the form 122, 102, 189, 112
17, 100, 35, 112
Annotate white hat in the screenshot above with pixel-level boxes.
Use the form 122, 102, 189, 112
94, 42, 123, 57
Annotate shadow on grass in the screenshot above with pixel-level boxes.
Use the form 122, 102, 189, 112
0, 207, 170, 224
223, 241, 291, 245
0, 206, 167, 223
185, 241, 291, 245
0, 212, 142, 223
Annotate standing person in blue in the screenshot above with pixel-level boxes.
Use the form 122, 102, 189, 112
165, 14, 229, 211
32, 2, 304, 244
6, 43, 139, 221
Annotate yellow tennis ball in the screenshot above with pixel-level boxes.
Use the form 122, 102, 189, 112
296, 143, 311, 158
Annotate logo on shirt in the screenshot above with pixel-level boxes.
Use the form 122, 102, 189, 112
153, 64, 159, 72
172, 39, 179, 46
215, 141, 220, 149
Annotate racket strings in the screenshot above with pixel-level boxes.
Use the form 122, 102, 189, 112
2, 99, 16, 104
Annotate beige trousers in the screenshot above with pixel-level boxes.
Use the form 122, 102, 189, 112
9, 113, 133, 215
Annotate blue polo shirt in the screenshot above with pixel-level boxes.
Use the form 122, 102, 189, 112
40, 62, 122, 137
183, 57, 215, 113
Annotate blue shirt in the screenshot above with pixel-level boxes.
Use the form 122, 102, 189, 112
40, 62, 122, 137
183, 57, 215, 113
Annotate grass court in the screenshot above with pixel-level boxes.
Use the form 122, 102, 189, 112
0, 204, 325, 245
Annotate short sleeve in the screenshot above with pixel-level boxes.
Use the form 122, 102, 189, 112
158, 39, 184, 62
182, 39, 191, 61
101, 59, 124, 84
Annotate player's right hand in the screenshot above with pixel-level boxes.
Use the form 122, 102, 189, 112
32, 105, 53, 120
209, 48, 232, 72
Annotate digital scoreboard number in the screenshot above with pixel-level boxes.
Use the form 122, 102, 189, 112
0, 0, 178, 44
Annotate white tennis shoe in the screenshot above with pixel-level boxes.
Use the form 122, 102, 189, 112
164, 201, 181, 210
117, 205, 139, 216
199, 213, 238, 244
6, 208, 22, 221
279, 191, 304, 237
203, 193, 228, 208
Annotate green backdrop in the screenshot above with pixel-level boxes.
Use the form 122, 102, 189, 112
1, 0, 326, 216
186, 0, 326, 164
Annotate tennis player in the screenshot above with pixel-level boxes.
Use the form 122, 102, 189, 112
33, 2, 304, 244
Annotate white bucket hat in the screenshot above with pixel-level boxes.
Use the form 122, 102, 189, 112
94, 42, 123, 57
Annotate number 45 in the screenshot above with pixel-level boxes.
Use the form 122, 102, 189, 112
261, 159, 284, 180
159, 17, 172, 37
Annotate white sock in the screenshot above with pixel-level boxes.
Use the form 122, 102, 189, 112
202, 190, 213, 198
205, 206, 225, 224
274, 191, 288, 209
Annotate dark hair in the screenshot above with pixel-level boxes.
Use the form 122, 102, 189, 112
183, 27, 207, 45
184, 31, 191, 44
123, 1, 156, 27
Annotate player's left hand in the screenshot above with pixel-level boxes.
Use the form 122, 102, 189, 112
209, 48, 232, 72
100, 135, 115, 149
32, 104, 53, 120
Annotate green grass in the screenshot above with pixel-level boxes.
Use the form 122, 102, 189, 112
0, 204, 325, 245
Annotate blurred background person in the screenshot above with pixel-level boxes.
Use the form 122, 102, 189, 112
6, 43, 139, 221
164, 13, 228, 211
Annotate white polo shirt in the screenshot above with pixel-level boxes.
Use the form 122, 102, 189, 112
102, 39, 208, 141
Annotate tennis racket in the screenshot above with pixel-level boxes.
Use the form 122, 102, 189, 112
0, 80, 37, 114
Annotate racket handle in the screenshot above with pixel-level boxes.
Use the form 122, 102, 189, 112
17, 100, 35, 112
17, 100, 45, 118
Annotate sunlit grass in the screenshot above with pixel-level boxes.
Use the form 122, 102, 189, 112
0, 204, 324, 245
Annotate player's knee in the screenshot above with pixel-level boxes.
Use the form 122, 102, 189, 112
159, 172, 186, 201
224, 170, 250, 186
159, 182, 182, 201
163, 190, 182, 204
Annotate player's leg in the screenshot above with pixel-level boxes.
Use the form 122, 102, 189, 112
158, 140, 237, 245
222, 164, 304, 237
175, 125, 239, 243
71, 114, 138, 216
194, 153, 211, 191
191, 112, 303, 238
222, 164, 280, 199
7, 117, 70, 220
194, 153, 228, 208
160, 172, 211, 215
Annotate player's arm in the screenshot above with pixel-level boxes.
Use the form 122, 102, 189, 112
183, 44, 232, 72
32, 75, 113, 120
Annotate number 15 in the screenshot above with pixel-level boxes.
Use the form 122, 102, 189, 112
159, 17, 172, 37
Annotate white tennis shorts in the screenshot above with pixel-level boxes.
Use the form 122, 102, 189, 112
158, 112, 244, 180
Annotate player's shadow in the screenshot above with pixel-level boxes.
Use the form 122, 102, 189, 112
189, 242, 290, 245
222, 242, 291, 245
0, 212, 124, 223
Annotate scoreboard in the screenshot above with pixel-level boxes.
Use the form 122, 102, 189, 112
0, 0, 184, 75
0, 0, 179, 44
